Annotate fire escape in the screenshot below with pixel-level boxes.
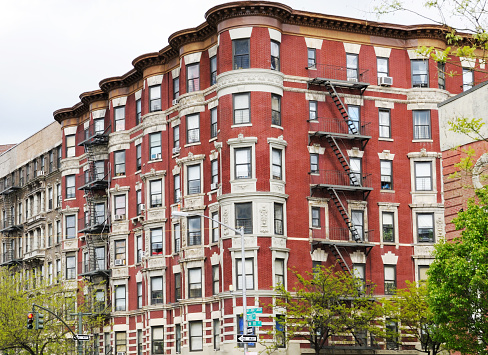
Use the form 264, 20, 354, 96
308, 64, 376, 349
77, 119, 111, 317
0, 176, 22, 267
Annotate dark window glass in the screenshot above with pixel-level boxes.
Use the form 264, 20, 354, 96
235, 202, 252, 234
233, 39, 250, 69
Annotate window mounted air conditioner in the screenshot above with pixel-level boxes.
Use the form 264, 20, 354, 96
347, 77, 358, 82
378, 76, 393, 86
151, 153, 162, 160
211, 183, 218, 190
172, 147, 180, 155
172, 99, 178, 106
117, 352, 126, 355
140, 204, 145, 212
114, 259, 125, 266
114, 214, 124, 221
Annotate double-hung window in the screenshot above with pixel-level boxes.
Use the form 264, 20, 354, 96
149, 85, 161, 112
187, 216, 201, 246
114, 195, 126, 218
379, 109, 391, 138
384, 265, 396, 295
271, 40, 280, 70
235, 202, 252, 234
114, 150, 125, 176
351, 210, 364, 241
136, 235, 142, 263
188, 267, 202, 298
151, 277, 163, 304
136, 99, 141, 125
271, 94, 281, 126
309, 101, 317, 121
413, 110, 431, 139
174, 174, 181, 203
66, 254, 76, 279
463, 68, 474, 91
417, 213, 434, 242
114, 106, 126, 131
114, 240, 126, 265
438, 62, 446, 90
66, 175, 75, 199
275, 258, 285, 286
151, 228, 163, 255
152, 327, 164, 354
65, 215, 76, 239
189, 321, 203, 351
150, 179, 162, 208
186, 63, 200, 92
272, 148, 282, 180
175, 273, 181, 300
211, 160, 218, 189
348, 105, 360, 134
149, 133, 161, 160
307, 48, 316, 68
174, 223, 181, 253
346, 53, 359, 81
235, 147, 251, 179
66, 134, 76, 158
210, 108, 218, 138
210, 56, 217, 85
310, 153, 319, 173
236, 257, 254, 290
173, 77, 179, 101
382, 212, 394, 242
411, 59, 429, 87
380, 160, 393, 190
173, 125, 180, 150
233, 93, 250, 124
186, 114, 200, 144
136, 144, 141, 171
187, 164, 201, 194
349, 157, 362, 186
274, 203, 284, 235
311, 207, 321, 228
415, 161, 432, 191
233, 39, 250, 69
115, 285, 126, 311
213, 319, 220, 351
377, 57, 389, 78
212, 265, 219, 295
211, 212, 219, 243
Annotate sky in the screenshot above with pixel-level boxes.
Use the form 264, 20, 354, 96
0, 0, 442, 145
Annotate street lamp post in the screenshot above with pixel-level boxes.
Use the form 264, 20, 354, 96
172, 210, 248, 354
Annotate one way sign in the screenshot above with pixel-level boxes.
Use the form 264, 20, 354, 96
237, 334, 258, 343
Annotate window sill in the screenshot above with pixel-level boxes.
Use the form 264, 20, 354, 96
209, 136, 218, 143
184, 142, 201, 148
271, 124, 283, 130
64, 198, 76, 202
378, 138, 394, 142
113, 175, 126, 179
380, 189, 395, 193
231, 123, 252, 128
148, 159, 162, 163
412, 139, 433, 143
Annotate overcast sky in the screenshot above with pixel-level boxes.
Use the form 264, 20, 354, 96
0, 0, 440, 145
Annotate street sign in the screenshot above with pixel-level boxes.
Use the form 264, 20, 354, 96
247, 307, 262, 314
76, 334, 90, 341
246, 313, 256, 321
248, 321, 262, 327
237, 334, 258, 343
246, 327, 254, 334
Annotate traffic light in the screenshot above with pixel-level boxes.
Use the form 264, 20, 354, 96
27, 312, 34, 329
35, 313, 44, 330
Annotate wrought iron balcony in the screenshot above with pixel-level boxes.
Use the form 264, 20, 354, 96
311, 227, 373, 245
308, 117, 372, 138
77, 122, 111, 146
307, 63, 370, 88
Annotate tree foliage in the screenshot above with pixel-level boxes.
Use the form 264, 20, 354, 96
268, 265, 383, 355
0, 268, 80, 355
383, 281, 444, 355
428, 185, 488, 354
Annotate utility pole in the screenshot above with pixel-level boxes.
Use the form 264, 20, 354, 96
70, 311, 91, 355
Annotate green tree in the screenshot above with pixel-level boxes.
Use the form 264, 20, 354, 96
383, 281, 444, 355
267, 264, 383, 355
428, 185, 488, 354
0, 268, 81, 355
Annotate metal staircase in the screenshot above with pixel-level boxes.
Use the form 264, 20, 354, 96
327, 188, 361, 242
326, 135, 360, 187
324, 82, 358, 135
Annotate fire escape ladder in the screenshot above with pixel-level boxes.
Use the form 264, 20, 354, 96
326, 135, 360, 187
325, 82, 358, 135
328, 244, 352, 276
327, 188, 361, 242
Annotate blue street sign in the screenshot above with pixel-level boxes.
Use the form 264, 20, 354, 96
246, 314, 256, 321
248, 321, 262, 327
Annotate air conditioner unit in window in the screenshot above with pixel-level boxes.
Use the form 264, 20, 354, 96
117, 352, 126, 355
114, 259, 125, 266
114, 214, 125, 221
151, 153, 162, 160
140, 204, 145, 212
347, 77, 358, 82
211, 183, 218, 190
172, 99, 178, 106
378, 76, 393, 86
172, 147, 180, 155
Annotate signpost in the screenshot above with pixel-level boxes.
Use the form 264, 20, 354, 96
237, 334, 258, 343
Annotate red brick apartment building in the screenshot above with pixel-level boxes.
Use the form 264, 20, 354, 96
1, 1, 483, 354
